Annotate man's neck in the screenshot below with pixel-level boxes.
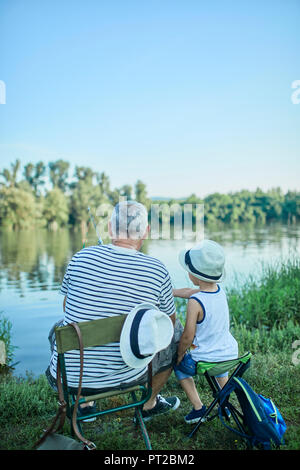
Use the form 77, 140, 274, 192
111, 238, 142, 251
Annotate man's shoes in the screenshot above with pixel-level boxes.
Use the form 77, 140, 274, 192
77, 403, 97, 422
184, 405, 207, 424
135, 395, 180, 423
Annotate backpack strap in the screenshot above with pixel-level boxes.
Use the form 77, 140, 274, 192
33, 350, 68, 448
69, 322, 96, 450
34, 322, 96, 450
217, 378, 256, 445
218, 405, 253, 441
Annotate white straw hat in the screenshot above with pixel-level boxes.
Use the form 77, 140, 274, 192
120, 303, 174, 369
178, 239, 225, 283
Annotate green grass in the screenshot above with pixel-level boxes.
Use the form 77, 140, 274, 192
0, 311, 16, 366
1, 350, 299, 451
0, 258, 300, 450
227, 257, 300, 328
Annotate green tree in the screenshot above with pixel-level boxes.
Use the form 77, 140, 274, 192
48, 160, 70, 191
0, 160, 21, 188
0, 185, 42, 230
108, 189, 121, 206
204, 192, 232, 223
70, 169, 103, 232
1, 158, 300, 229
96, 172, 111, 198
283, 191, 300, 223
43, 187, 69, 230
265, 187, 284, 221
23, 161, 46, 195
119, 184, 133, 200
74, 166, 95, 184
135, 180, 151, 210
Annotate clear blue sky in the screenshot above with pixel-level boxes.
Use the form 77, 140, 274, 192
0, 0, 299, 198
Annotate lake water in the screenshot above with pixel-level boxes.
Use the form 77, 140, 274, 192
1, 222, 300, 378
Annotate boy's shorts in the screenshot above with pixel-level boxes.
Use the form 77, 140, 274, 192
173, 352, 228, 380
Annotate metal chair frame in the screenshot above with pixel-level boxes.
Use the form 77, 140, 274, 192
55, 315, 153, 450
188, 352, 252, 446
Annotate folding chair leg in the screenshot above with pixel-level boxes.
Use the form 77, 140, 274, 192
134, 407, 152, 450
188, 361, 250, 440
187, 394, 221, 439
227, 404, 253, 449
131, 390, 152, 450
226, 402, 248, 436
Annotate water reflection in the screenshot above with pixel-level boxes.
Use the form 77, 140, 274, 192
0, 229, 84, 295
0, 222, 299, 297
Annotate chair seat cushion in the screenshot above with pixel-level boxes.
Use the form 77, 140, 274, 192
197, 352, 252, 376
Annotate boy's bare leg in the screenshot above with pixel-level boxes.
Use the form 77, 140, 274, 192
79, 399, 94, 408
216, 376, 228, 389
179, 377, 203, 410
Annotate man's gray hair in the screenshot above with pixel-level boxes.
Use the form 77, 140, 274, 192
110, 200, 148, 239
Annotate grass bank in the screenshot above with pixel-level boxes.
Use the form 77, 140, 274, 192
0, 259, 300, 451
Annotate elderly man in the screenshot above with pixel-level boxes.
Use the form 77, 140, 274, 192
46, 200, 182, 422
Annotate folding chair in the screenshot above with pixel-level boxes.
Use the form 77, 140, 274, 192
54, 315, 153, 450
187, 351, 252, 441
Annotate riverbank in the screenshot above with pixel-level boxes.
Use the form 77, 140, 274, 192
0, 259, 299, 450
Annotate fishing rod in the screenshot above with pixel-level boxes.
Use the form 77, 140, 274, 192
88, 207, 103, 245
82, 207, 103, 248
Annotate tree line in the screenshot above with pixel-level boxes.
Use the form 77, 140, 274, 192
0, 159, 299, 231
0, 159, 151, 231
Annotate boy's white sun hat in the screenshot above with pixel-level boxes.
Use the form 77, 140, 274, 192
178, 239, 225, 283
120, 302, 174, 369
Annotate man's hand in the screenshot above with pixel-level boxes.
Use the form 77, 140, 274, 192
176, 352, 185, 366
173, 288, 201, 298
175, 298, 202, 366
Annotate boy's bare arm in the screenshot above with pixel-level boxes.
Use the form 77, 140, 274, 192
173, 288, 201, 299
176, 299, 203, 364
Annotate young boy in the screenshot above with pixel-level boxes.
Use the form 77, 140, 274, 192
173, 239, 238, 424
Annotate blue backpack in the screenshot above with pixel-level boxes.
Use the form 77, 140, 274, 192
218, 377, 287, 450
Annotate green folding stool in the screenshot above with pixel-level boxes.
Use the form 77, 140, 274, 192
54, 315, 153, 450
188, 351, 252, 440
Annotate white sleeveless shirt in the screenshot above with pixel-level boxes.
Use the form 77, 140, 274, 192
189, 285, 238, 362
